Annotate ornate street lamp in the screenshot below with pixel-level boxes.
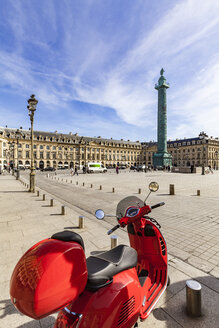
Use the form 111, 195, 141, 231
215, 151, 218, 170
15, 129, 21, 180
8, 141, 15, 174
27, 94, 38, 192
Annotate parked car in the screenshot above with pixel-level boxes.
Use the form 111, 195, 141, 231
137, 165, 146, 171
43, 167, 56, 172
87, 162, 107, 173
130, 165, 137, 170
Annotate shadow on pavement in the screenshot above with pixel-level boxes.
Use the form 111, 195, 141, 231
0, 299, 55, 327
152, 275, 218, 328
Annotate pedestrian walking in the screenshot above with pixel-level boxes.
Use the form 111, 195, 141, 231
116, 166, 119, 174
71, 167, 74, 176
73, 166, 78, 176
209, 165, 213, 174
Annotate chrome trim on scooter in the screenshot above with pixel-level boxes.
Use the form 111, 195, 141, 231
142, 295, 146, 307
64, 307, 83, 327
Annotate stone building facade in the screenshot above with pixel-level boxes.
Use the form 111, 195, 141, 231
0, 128, 218, 170
0, 127, 142, 170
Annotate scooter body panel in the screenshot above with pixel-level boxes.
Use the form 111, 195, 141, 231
55, 268, 143, 328
128, 219, 168, 319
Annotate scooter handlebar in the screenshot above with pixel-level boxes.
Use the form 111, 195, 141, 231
107, 224, 120, 235
151, 202, 165, 209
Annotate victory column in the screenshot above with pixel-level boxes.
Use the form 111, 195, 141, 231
153, 69, 172, 168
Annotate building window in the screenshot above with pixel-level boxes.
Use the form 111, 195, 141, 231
40, 145, 44, 149
46, 146, 50, 150
40, 152, 44, 159
26, 151, 30, 158
53, 153, 56, 159
59, 146, 62, 150
53, 146, 56, 150
46, 153, 50, 159
33, 144, 37, 149
26, 144, 30, 148
34, 152, 37, 159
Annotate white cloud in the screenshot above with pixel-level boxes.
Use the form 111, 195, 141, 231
0, 0, 219, 139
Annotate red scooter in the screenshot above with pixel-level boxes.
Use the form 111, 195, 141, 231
10, 182, 168, 328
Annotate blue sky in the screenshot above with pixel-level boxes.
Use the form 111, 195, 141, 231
0, 0, 219, 142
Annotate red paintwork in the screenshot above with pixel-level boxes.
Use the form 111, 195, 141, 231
10, 238, 88, 319
10, 202, 168, 328
55, 214, 167, 327
55, 268, 142, 328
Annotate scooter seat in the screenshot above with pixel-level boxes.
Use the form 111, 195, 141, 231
86, 245, 137, 289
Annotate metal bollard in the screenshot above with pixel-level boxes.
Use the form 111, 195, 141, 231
71, 180, 72, 183
169, 184, 175, 195
50, 199, 54, 207
37, 191, 40, 197
43, 194, 46, 201
91, 184, 93, 188
138, 188, 141, 194
100, 185, 102, 190
186, 280, 202, 317
111, 235, 118, 249
66, 179, 68, 183
83, 182, 85, 187
112, 187, 115, 193
47, 174, 49, 178
79, 216, 85, 229
76, 181, 78, 185
197, 190, 200, 196
61, 206, 66, 215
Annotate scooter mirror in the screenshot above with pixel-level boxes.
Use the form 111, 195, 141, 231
95, 209, 105, 220
149, 181, 159, 192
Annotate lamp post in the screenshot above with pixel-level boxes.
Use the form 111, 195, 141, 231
9, 141, 15, 174
27, 94, 38, 192
15, 129, 21, 180
215, 151, 218, 170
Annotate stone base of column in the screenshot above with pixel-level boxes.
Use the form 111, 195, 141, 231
153, 152, 172, 168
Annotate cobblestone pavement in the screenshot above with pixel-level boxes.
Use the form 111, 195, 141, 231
0, 172, 218, 328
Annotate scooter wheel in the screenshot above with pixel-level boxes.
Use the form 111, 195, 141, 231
167, 275, 170, 286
